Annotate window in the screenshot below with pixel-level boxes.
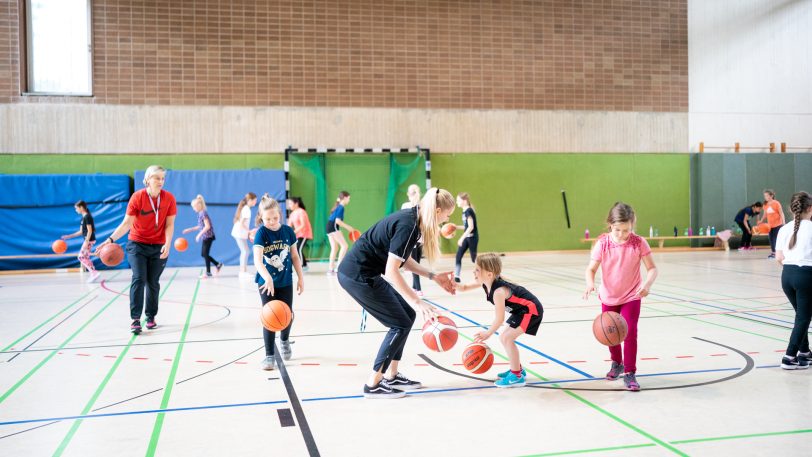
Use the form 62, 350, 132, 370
26, 0, 92, 95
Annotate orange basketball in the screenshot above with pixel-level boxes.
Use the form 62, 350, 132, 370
174, 237, 188, 252
99, 243, 125, 267
421, 316, 458, 352
441, 223, 457, 239
261, 300, 292, 332
754, 223, 770, 235
349, 230, 361, 242
592, 311, 628, 346
52, 239, 67, 254
462, 342, 494, 374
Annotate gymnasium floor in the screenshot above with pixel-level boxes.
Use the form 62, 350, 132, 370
1, 249, 810, 457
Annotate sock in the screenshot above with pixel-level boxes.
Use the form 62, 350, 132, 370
511, 366, 523, 377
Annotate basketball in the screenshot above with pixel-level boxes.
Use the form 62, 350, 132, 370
349, 230, 361, 242
261, 299, 292, 332
592, 311, 628, 346
99, 243, 125, 267
174, 237, 188, 252
52, 239, 67, 254
441, 223, 457, 239
754, 223, 770, 235
421, 316, 458, 352
462, 342, 494, 374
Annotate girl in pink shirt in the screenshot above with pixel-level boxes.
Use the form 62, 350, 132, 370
584, 202, 658, 391
287, 197, 313, 271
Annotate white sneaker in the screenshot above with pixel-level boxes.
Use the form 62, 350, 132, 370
87, 271, 101, 283
261, 356, 276, 371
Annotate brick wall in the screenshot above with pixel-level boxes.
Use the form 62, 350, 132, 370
0, 0, 687, 111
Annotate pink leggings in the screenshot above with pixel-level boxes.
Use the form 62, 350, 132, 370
602, 299, 641, 373
78, 241, 96, 272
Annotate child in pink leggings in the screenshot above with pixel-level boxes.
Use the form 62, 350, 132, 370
62, 200, 100, 283
584, 202, 658, 391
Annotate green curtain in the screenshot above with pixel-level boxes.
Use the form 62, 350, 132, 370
290, 153, 327, 257
386, 153, 425, 214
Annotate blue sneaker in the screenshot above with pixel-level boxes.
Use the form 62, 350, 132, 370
497, 368, 526, 379
494, 372, 526, 388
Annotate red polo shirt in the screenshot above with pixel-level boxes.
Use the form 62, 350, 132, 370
126, 189, 177, 245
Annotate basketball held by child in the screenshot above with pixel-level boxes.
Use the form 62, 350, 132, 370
261, 300, 292, 332
754, 223, 770, 235
441, 223, 457, 239
421, 315, 458, 352
592, 311, 628, 346
174, 237, 188, 252
349, 230, 361, 242
99, 243, 125, 267
52, 239, 67, 254
462, 342, 494, 374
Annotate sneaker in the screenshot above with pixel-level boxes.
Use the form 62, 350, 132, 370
494, 371, 526, 388
301, 265, 309, 272
261, 356, 276, 371
363, 382, 406, 399
130, 319, 142, 334
215, 263, 224, 275
280, 340, 292, 361
326, 269, 336, 276
781, 356, 810, 370
454, 277, 461, 283
200, 272, 213, 279
497, 368, 526, 379
145, 318, 157, 330
87, 271, 100, 283
767, 253, 775, 259
623, 372, 641, 391
414, 289, 424, 297
797, 351, 812, 363
606, 361, 624, 380
382, 372, 422, 390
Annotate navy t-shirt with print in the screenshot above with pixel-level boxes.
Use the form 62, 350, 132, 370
81, 213, 96, 242
253, 225, 297, 287
338, 207, 420, 281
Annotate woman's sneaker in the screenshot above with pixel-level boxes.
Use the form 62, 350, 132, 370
280, 340, 292, 361
145, 318, 157, 330
623, 372, 641, 391
363, 382, 406, 399
215, 263, 224, 275
494, 372, 526, 388
382, 372, 422, 390
130, 319, 142, 334
261, 356, 276, 371
606, 362, 624, 380
781, 356, 809, 370
797, 352, 812, 363
497, 368, 526, 379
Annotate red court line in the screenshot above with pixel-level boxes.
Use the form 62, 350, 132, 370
414, 363, 429, 366
676, 356, 694, 358
529, 361, 548, 364
337, 363, 357, 366
746, 352, 760, 354
76, 354, 90, 357
641, 357, 659, 360
710, 354, 728, 357
234, 361, 248, 365
300, 363, 320, 366
133, 357, 148, 360
195, 360, 214, 363
104, 355, 117, 358
163, 358, 173, 361
566, 360, 587, 363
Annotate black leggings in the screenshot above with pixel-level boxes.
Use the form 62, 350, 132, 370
769, 226, 780, 253
296, 237, 308, 267
736, 221, 752, 247
201, 238, 220, 273
782, 265, 812, 356
258, 285, 294, 356
455, 236, 479, 278
411, 245, 422, 291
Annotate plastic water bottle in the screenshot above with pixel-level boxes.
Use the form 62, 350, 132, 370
699, 227, 705, 236
684, 227, 689, 236
584, 228, 590, 240
674, 226, 678, 237
688, 227, 693, 236
706, 225, 711, 235
654, 228, 659, 237
649, 225, 654, 237
710, 226, 716, 235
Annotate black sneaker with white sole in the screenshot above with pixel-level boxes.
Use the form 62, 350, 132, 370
363, 382, 406, 399
781, 356, 809, 370
797, 352, 812, 364
381, 372, 423, 390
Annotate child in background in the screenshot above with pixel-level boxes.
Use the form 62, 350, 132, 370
232, 192, 258, 275
734, 202, 763, 251
760, 189, 786, 259
62, 200, 100, 283
454, 192, 479, 282
182, 195, 223, 278
455, 253, 543, 388
584, 202, 658, 391
326, 191, 357, 274
401, 184, 423, 295
287, 196, 313, 272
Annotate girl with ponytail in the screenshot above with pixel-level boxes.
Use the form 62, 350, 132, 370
183, 195, 223, 278
775, 191, 812, 370
231, 192, 258, 274
337, 188, 457, 399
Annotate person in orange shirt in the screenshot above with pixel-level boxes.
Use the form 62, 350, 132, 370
287, 196, 313, 271
760, 189, 786, 259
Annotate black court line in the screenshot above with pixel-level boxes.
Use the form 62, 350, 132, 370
277, 408, 295, 427
420, 337, 754, 392
5, 296, 97, 362
274, 348, 320, 457
0, 420, 60, 439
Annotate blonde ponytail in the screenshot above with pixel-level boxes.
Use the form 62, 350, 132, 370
191, 194, 207, 211
418, 188, 456, 264
255, 193, 281, 226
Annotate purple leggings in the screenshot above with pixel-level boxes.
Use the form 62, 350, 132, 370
602, 299, 641, 373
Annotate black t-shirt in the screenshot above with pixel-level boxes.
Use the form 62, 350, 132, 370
338, 207, 420, 280
81, 213, 96, 242
463, 207, 478, 238
482, 277, 542, 316
734, 207, 754, 223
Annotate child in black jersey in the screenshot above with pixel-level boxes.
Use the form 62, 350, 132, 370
456, 252, 543, 388
454, 192, 478, 282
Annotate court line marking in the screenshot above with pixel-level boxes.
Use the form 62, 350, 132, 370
275, 346, 321, 456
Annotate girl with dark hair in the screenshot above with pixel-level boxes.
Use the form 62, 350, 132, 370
734, 201, 763, 251
760, 189, 786, 258
326, 191, 356, 274
62, 200, 99, 283
453, 192, 478, 282
287, 196, 313, 271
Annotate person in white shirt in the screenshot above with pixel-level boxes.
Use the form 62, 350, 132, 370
775, 191, 812, 370
231, 192, 257, 274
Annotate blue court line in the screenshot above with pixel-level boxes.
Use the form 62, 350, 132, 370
0, 364, 760, 427
423, 298, 595, 379
4, 360, 775, 428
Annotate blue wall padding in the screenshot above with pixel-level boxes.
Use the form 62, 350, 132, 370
0, 174, 130, 270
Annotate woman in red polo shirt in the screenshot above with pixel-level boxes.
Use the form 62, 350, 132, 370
96, 165, 177, 334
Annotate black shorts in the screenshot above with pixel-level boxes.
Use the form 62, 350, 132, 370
326, 220, 338, 234
506, 310, 543, 336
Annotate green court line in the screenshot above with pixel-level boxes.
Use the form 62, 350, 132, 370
1, 271, 122, 352
145, 274, 201, 457
670, 428, 812, 444
52, 270, 179, 457
0, 282, 131, 405
518, 443, 656, 456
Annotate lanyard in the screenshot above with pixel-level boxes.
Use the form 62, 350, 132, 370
147, 191, 160, 229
